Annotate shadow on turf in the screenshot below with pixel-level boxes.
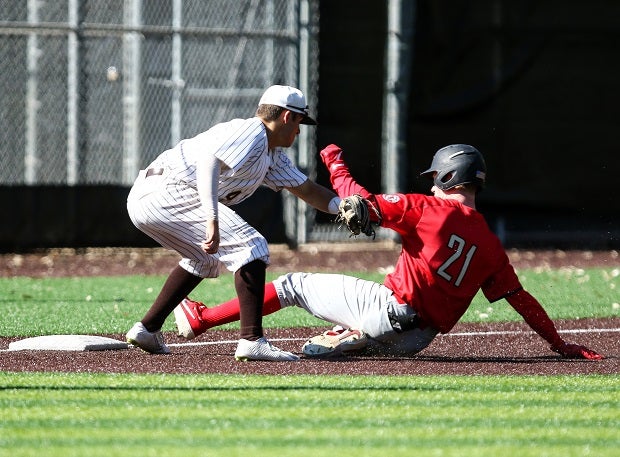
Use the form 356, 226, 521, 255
309, 354, 607, 364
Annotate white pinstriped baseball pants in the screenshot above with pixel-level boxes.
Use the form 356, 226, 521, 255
127, 169, 270, 278
274, 272, 439, 355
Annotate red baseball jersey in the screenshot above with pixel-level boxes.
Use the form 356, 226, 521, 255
376, 192, 522, 332
330, 166, 523, 333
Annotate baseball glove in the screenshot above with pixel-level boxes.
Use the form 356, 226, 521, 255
336, 194, 380, 238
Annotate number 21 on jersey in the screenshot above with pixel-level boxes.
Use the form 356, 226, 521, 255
437, 234, 477, 287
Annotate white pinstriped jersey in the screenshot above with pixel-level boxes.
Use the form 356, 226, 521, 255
128, 116, 308, 277
159, 117, 307, 206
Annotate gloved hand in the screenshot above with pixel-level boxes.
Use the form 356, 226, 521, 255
336, 194, 375, 238
551, 342, 603, 360
320, 144, 346, 173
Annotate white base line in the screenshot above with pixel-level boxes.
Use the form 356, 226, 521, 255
447, 328, 620, 337
167, 327, 620, 348
3, 328, 615, 352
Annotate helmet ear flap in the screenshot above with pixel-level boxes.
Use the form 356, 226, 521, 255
421, 144, 486, 190
435, 171, 455, 189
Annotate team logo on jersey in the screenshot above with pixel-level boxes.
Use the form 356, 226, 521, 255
382, 194, 400, 203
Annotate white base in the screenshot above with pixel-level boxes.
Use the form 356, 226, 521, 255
8, 335, 128, 351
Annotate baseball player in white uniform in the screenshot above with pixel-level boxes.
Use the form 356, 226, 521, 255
125, 85, 341, 361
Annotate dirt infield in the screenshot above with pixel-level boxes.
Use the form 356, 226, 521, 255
1, 244, 618, 375
1, 319, 618, 376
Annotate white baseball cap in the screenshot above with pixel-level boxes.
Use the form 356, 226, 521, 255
258, 85, 317, 125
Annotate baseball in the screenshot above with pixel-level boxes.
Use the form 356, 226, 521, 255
106, 66, 119, 82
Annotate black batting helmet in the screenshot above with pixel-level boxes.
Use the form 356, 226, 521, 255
420, 144, 487, 190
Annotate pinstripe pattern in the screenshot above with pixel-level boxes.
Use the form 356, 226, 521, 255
127, 117, 306, 278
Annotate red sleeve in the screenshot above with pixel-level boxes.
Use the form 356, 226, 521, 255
328, 162, 382, 222
329, 161, 371, 198
506, 289, 564, 349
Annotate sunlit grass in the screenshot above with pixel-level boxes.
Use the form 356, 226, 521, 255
1, 267, 618, 336
1, 372, 618, 457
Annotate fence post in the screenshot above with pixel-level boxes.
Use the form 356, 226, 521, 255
25, 0, 41, 185
170, 0, 183, 147
382, 0, 415, 197
122, 0, 143, 184
67, 0, 80, 185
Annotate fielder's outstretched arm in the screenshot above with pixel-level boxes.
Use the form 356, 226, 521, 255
287, 178, 340, 214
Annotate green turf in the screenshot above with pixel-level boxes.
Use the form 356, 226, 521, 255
1, 269, 618, 456
1, 372, 617, 457
1, 267, 618, 336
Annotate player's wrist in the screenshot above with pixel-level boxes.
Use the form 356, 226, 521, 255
327, 197, 341, 214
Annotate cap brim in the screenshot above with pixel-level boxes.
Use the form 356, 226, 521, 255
285, 106, 316, 125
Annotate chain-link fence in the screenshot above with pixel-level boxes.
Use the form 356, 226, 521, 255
0, 0, 319, 187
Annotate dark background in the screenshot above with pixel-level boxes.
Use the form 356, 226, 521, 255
315, 0, 619, 249
1, 0, 618, 251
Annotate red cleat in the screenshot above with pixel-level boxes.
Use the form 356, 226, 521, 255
174, 297, 208, 339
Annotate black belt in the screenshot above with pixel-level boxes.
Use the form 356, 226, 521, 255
146, 168, 164, 177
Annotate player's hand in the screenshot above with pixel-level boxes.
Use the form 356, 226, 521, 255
201, 219, 220, 254
320, 144, 346, 173
551, 342, 603, 360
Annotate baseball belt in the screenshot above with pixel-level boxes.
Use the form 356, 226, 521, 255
146, 167, 164, 178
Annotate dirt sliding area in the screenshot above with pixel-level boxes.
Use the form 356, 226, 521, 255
1, 242, 619, 376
